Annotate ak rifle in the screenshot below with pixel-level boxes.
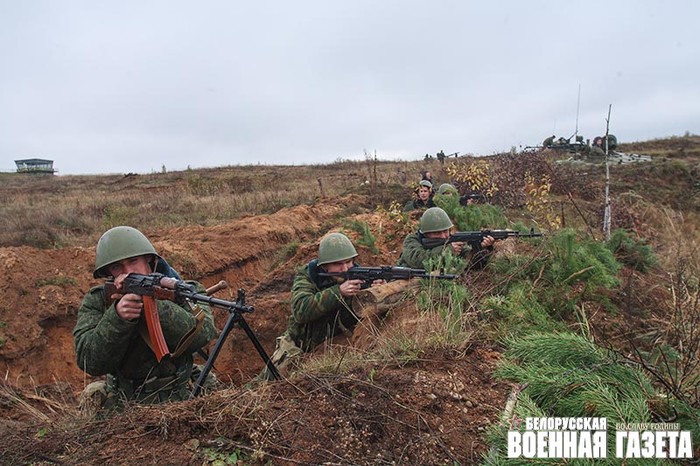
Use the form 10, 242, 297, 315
106, 273, 280, 397
421, 228, 543, 249
318, 265, 457, 289
459, 192, 487, 205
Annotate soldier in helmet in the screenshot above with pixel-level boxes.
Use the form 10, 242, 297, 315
397, 207, 495, 270
436, 183, 459, 197
262, 232, 381, 379
73, 226, 217, 410
432, 183, 460, 210
403, 180, 435, 211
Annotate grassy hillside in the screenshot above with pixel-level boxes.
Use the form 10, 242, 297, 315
1, 135, 699, 464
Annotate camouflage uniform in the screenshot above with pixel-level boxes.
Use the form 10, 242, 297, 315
402, 198, 435, 212
286, 260, 357, 352
260, 234, 359, 381
397, 232, 462, 269
73, 281, 217, 405
396, 232, 491, 270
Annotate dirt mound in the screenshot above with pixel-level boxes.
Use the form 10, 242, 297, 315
0, 195, 380, 391
1, 346, 508, 466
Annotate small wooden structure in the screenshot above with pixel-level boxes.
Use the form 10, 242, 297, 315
14, 158, 56, 174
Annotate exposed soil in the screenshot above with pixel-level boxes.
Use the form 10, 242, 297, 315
2, 137, 697, 464
0, 193, 512, 465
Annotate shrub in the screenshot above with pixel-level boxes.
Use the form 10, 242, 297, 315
344, 220, 378, 254
490, 229, 620, 290
497, 332, 655, 421
606, 229, 657, 273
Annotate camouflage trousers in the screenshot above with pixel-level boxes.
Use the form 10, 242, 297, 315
78, 364, 218, 416
260, 333, 303, 381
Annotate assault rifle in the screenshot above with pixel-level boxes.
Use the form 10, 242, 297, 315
105, 273, 280, 397
318, 266, 457, 289
421, 228, 543, 249
459, 192, 487, 205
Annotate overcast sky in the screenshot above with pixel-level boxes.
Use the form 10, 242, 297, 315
1, 1, 697, 175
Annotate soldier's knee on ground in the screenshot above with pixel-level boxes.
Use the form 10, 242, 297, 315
260, 334, 303, 380
191, 364, 219, 394
79, 380, 108, 416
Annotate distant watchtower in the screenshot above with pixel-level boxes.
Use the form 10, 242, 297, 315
14, 158, 56, 174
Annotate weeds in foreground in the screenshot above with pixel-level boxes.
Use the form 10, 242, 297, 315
485, 333, 664, 466
606, 228, 657, 273
622, 253, 700, 414
343, 219, 378, 254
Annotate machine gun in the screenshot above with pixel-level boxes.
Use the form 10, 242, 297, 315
421, 229, 543, 249
105, 273, 279, 397
318, 266, 457, 289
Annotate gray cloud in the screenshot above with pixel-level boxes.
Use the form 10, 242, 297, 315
1, 0, 698, 174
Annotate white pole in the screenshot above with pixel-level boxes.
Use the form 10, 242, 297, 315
602, 105, 612, 240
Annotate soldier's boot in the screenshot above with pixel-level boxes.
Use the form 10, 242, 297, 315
78, 381, 108, 417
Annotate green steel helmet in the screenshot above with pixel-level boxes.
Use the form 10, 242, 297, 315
419, 207, 453, 233
437, 183, 458, 196
418, 180, 433, 190
317, 232, 358, 265
93, 226, 160, 278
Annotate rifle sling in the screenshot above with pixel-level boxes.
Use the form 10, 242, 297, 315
170, 305, 207, 359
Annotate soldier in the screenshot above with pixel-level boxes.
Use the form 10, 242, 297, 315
403, 180, 435, 211
543, 135, 556, 147
74, 226, 217, 410
262, 233, 379, 379
397, 207, 495, 270
433, 183, 459, 210
436, 183, 459, 196
605, 134, 618, 151
590, 136, 606, 158
436, 150, 446, 164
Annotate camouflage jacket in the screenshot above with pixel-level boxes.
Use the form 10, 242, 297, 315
402, 197, 435, 212
286, 260, 358, 352
396, 231, 492, 270
396, 232, 463, 269
73, 281, 217, 400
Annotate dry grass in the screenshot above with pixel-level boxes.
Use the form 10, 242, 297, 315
0, 159, 435, 249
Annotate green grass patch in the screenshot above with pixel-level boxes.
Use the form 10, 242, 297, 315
35, 276, 77, 288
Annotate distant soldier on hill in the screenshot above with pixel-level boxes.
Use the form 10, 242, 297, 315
589, 136, 606, 157
261, 233, 383, 379
590, 134, 618, 156
436, 150, 446, 164
73, 226, 217, 412
543, 135, 556, 147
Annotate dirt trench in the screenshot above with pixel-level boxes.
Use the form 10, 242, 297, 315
0, 195, 387, 393
0, 193, 517, 465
